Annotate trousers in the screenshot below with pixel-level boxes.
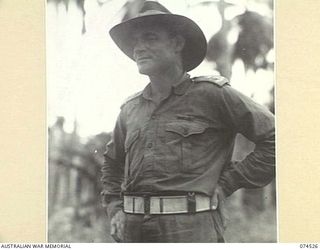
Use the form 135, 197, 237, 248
122, 210, 226, 243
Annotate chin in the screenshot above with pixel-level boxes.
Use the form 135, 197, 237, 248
137, 65, 156, 76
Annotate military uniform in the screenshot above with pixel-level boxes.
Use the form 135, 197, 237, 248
101, 73, 275, 242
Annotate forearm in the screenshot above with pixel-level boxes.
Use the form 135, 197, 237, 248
101, 156, 124, 219
100, 110, 127, 219
219, 131, 275, 196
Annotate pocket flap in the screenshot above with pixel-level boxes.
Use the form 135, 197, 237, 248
166, 121, 209, 137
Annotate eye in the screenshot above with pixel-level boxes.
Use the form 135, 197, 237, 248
144, 34, 158, 42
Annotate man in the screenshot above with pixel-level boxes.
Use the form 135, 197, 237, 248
101, 1, 275, 243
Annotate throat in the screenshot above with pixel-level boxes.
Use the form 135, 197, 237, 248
149, 69, 186, 104
150, 86, 171, 105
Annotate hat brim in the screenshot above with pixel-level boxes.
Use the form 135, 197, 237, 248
109, 13, 207, 72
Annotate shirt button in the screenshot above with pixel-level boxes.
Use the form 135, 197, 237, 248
183, 128, 188, 135
147, 143, 153, 148
151, 115, 156, 120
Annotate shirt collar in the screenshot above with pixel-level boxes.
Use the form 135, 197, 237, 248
142, 73, 191, 100
172, 73, 191, 96
142, 83, 153, 100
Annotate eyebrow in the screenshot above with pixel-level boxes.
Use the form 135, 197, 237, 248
143, 32, 158, 38
140, 31, 158, 36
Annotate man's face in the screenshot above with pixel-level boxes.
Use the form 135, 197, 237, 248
132, 26, 183, 76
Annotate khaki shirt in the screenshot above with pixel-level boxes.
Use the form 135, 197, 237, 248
101, 74, 275, 218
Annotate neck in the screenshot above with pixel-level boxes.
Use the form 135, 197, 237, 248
149, 65, 185, 96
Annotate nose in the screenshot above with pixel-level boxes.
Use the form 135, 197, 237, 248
133, 39, 147, 59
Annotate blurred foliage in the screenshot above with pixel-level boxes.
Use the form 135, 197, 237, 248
48, 0, 85, 12
206, 0, 273, 77
225, 194, 277, 243
48, 206, 113, 242
48, 0, 86, 33
207, 10, 274, 74
233, 11, 273, 71
48, 119, 113, 241
122, 0, 146, 21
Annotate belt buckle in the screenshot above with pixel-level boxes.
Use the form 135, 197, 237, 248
187, 192, 196, 214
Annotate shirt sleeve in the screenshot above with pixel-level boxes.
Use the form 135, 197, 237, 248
100, 109, 126, 219
217, 85, 275, 197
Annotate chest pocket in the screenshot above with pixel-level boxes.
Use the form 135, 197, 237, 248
125, 129, 140, 153
165, 121, 210, 173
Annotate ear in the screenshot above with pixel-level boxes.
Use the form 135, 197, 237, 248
173, 35, 185, 53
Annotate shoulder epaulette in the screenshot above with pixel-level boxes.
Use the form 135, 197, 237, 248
120, 91, 142, 109
192, 75, 229, 87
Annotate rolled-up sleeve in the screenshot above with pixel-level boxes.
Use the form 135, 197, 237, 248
217, 85, 275, 197
101, 109, 126, 219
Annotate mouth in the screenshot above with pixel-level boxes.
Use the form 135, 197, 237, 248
136, 56, 152, 63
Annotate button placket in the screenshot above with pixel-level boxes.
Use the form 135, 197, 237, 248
143, 115, 158, 172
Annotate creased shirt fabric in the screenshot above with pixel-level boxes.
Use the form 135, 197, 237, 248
101, 74, 275, 218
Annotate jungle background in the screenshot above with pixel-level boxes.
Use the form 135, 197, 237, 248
47, 0, 276, 243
